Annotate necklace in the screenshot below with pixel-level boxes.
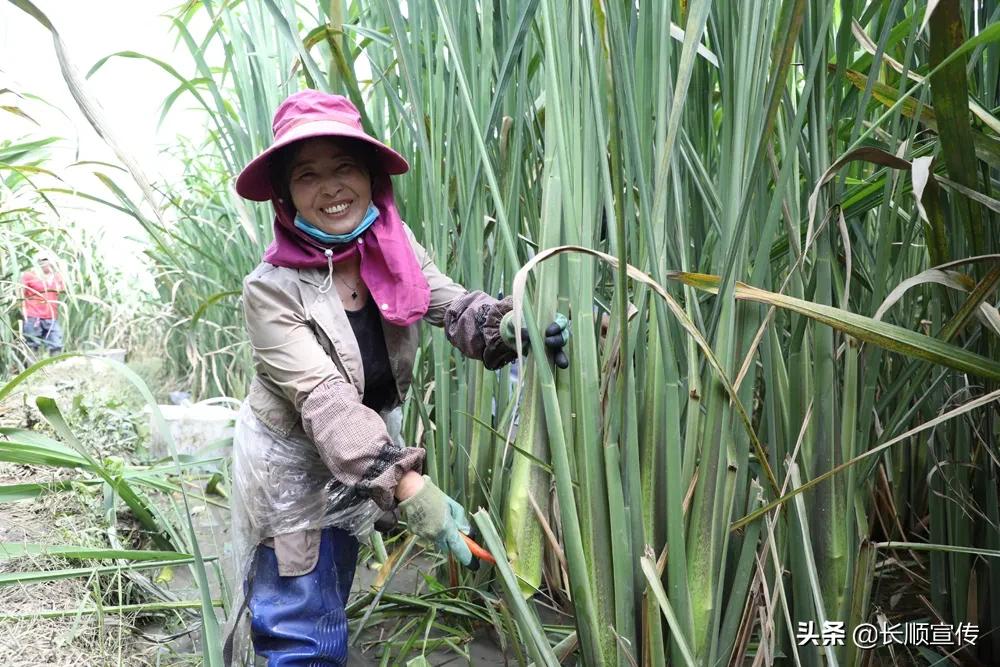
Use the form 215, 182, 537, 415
333, 268, 361, 300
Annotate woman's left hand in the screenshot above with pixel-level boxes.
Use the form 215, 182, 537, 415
500, 311, 571, 369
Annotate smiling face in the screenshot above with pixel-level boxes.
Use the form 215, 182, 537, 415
286, 137, 373, 236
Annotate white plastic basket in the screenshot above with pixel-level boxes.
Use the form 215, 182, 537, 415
144, 399, 239, 459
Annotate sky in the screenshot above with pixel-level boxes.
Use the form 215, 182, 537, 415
1, 0, 212, 284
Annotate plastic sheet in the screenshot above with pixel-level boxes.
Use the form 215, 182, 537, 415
224, 400, 398, 665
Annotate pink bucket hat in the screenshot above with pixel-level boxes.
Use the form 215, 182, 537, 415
236, 90, 409, 201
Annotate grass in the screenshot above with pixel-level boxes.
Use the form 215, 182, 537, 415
0, 359, 225, 665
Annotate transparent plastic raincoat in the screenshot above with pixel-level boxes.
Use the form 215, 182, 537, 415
223, 401, 404, 664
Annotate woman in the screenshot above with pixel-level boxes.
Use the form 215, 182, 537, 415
226, 90, 569, 666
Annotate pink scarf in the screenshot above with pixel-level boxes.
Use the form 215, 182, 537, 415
262, 174, 430, 326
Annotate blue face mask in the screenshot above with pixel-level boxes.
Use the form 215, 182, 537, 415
294, 202, 380, 245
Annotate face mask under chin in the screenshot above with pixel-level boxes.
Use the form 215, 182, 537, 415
294, 202, 380, 245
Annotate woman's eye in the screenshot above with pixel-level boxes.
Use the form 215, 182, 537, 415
296, 171, 316, 180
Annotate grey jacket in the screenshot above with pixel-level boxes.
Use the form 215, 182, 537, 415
240, 223, 514, 574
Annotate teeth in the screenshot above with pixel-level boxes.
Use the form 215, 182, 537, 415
322, 202, 350, 214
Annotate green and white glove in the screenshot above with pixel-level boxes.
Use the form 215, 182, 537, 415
499, 311, 571, 369
398, 475, 473, 566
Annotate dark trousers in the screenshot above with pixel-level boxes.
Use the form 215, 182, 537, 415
23, 317, 63, 353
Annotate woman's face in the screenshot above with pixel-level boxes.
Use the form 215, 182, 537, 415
287, 137, 372, 235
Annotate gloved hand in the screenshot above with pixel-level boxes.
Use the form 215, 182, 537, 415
398, 475, 473, 566
500, 311, 571, 369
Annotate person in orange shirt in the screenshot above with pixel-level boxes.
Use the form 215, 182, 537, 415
21, 252, 65, 355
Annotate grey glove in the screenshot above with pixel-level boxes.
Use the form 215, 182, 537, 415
499, 311, 571, 369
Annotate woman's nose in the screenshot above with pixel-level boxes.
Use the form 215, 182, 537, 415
319, 176, 341, 195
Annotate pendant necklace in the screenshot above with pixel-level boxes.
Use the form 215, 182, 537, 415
333, 268, 361, 300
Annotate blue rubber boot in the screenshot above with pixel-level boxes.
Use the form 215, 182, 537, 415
247, 527, 359, 666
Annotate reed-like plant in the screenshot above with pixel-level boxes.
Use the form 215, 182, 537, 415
368, 1, 1000, 664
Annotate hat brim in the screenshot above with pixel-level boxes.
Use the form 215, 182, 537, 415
235, 119, 409, 201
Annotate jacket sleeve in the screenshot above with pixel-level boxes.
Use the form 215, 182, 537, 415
403, 225, 517, 370
243, 273, 424, 510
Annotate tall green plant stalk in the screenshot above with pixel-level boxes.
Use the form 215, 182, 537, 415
14, 0, 1000, 664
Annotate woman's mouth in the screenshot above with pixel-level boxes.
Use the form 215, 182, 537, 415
320, 200, 352, 217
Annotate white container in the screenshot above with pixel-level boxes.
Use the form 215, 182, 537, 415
90, 348, 127, 363
145, 398, 239, 459
77, 345, 128, 365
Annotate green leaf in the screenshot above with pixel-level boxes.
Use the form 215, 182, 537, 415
471, 511, 560, 667
0, 481, 76, 503
0, 556, 208, 586
0, 543, 192, 562
671, 272, 1000, 381
35, 396, 177, 551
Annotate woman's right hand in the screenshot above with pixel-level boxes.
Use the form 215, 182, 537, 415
397, 474, 473, 565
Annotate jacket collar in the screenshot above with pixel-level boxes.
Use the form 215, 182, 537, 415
296, 266, 327, 288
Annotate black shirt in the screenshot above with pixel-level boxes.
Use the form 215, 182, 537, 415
344, 297, 397, 413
